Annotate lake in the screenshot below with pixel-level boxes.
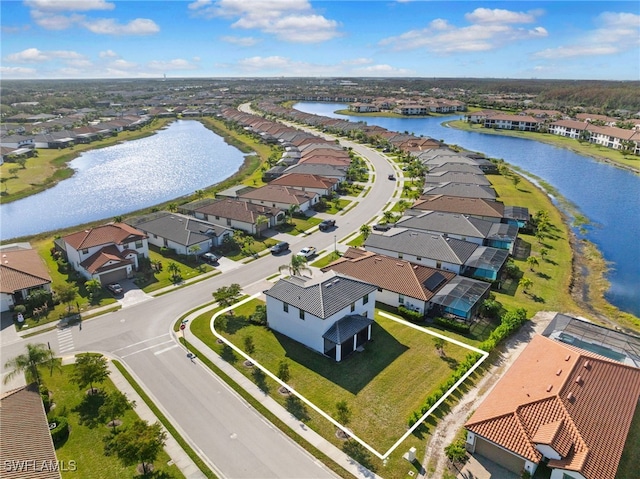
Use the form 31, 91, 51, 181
293, 102, 640, 317
0, 120, 246, 240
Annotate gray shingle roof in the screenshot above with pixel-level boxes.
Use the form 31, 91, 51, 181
130, 212, 230, 247
322, 315, 373, 344
396, 211, 491, 239
265, 271, 376, 319
364, 229, 478, 265
422, 183, 497, 199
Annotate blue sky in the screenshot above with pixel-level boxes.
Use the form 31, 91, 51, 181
1, 0, 639, 80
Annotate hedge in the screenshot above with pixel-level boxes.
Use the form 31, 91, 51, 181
433, 316, 471, 334
49, 416, 69, 444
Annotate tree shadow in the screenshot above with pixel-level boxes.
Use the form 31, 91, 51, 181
342, 439, 377, 474
536, 271, 552, 280
72, 390, 106, 428
252, 368, 269, 393
411, 422, 430, 440
285, 395, 311, 422
220, 344, 238, 364
531, 294, 546, 303
223, 314, 250, 335
441, 355, 459, 370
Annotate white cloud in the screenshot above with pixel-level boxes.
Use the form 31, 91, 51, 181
25, 0, 115, 12
99, 49, 119, 58
191, 0, 340, 43
82, 18, 160, 35
379, 8, 548, 53
147, 58, 200, 71
0, 66, 37, 76
220, 35, 260, 47
341, 58, 373, 66
5, 48, 86, 63
534, 11, 639, 59
30, 10, 84, 30
353, 64, 413, 76
465, 8, 540, 25
110, 59, 138, 69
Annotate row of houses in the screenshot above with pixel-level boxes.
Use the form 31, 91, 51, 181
465, 110, 640, 154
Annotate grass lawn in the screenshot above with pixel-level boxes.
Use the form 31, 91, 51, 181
338, 183, 364, 197
192, 301, 473, 455
322, 199, 352, 214
617, 402, 640, 479
42, 360, 183, 479
347, 234, 365, 247
310, 251, 342, 268
215, 236, 279, 261
140, 246, 215, 293
274, 216, 322, 235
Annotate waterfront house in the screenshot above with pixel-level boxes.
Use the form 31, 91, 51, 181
412, 195, 505, 223
183, 198, 284, 235
264, 271, 377, 362
0, 244, 52, 312
238, 185, 319, 212
268, 173, 339, 197
421, 183, 497, 200
56, 223, 148, 285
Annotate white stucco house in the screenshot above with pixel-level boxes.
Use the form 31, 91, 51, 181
0, 243, 52, 312
264, 271, 377, 362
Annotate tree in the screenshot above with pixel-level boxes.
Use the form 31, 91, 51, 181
287, 204, 300, 224
85, 279, 102, 302
167, 202, 178, 212
526, 256, 539, 271
335, 400, 351, 427
188, 244, 201, 262
3, 343, 57, 386
99, 390, 135, 433
243, 335, 255, 355
194, 189, 205, 200
539, 248, 549, 261
71, 353, 110, 394
55, 283, 78, 313
277, 360, 290, 384
279, 255, 311, 277
444, 439, 467, 464
167, 261, 181, 283
359, 224, 371, 240
433, 337, 446, 357
107, 419, 167, 475
15, 157, 27, 169
518, 277, 534, 295
512, 175, 521, 189
250, 304, 267, 325
255, 215, 269, 237
212, 283, 242, 309
382, 210, 394, 224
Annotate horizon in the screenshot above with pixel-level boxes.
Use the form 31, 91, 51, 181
1, 1, 639, 82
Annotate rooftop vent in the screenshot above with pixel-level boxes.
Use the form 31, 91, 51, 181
575, 376, 583, 385
556, 369, 562, 376
567, 392, 575, 401
584, 361, 591, 369
565, 355, 571, 361
546, 384, 553, 392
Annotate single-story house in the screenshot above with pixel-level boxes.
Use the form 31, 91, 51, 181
267, 173, 339, 197
421, 183, 497, 200
0, 244, 52, 312
182, 198, 285, 235
0, 383, 62, 479
465, 334, 640, 479
128, 212, 233, 256
423, 171, 491, 186
238, 185, 319, 212
322, 247, 456, 315
412, 195, 505, 223
264, 271, 377, 362
56, 223, 148, 285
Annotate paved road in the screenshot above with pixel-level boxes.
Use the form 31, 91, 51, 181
0, 110, 399, 478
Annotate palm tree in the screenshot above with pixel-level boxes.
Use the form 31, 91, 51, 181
194, 189, 205, 200
167, 202, 178, 213
526, 256, 539, 271
382, 210, 395, 224
3, 343, 57, 386
279, 255, 311, 277
518, 277, 534, 295
255, 215, 269, 237
359, 224, 371, 240
287, 204, 300, 225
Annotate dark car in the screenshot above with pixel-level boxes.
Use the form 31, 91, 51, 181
372, 223, 391, 231
318, 219, 336, 231
106, 283, 124, 295
388, 174, 396, 180
202, 252, 219, 264
270, 241, 290, 254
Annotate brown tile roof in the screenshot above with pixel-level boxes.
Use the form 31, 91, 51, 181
239, 185, 318, 205
0, 383, 61, 479
413, 195, 504, 218
79, 245, 134, 274
298, 155, 351, 166
268, 173, 338, 189
0, 248, 52, 294
63, 223, 146, 250
194, 199, 281, 224
465, 335, 640, 479
321, 247, 455, 301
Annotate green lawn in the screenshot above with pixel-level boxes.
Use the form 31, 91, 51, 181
274, 216, 322, 235
42, 360, 183, 479
140, 246, 215, 292
323, 199, 352, 214
192, 301, 473, 454
310, 251, 342, 268
617, 402, 640, 479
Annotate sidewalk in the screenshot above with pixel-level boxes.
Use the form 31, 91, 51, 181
178, 293, 384, 479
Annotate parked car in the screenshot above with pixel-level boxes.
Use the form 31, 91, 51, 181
202, 252, 219, 264
270, 241, 290, 254
106, 283, 123, 295
388, 174, 396, 180
296, 247, 317, 259
372, 223, 391, 231
318, 219, 336, 231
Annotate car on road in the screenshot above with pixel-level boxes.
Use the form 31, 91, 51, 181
296, 247, 317, 259
270, 241, 290, 254
106, 283, 124, 295
202, 252, 219, 264
372, 223, 392, 231
318, 219, 336, 231
388, 174, 396, 180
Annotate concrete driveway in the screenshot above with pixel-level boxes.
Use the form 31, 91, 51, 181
456, 454, 519, 479
117, 279, 152, 308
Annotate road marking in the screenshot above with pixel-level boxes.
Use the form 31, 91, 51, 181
57, 328, 74, 353
153, 344, 180, 355
111, 333, 170, 353
120, 339, 174, 358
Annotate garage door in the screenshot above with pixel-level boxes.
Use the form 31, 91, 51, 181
474, 437, 525, 474
99, 268, 127, 285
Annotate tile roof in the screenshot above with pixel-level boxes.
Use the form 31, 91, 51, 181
0, 248, 51, 294
422, 183, 497, 200
239, 185, 318, 205
79, 245, 133, 274
322, 314, 373, 344
321, 247, 454, 301
0, 383, 61, 479
191, 199, 281, 224
364, 229, 478, 265
264, 270, 377, 319
424, 172, 491, 186
413, 195, 504, 218
62, 223, 146, 250
268, 173, 338, 190
465, 335, 640, 479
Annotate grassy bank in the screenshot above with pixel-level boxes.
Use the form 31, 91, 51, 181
445, 119, 640, 173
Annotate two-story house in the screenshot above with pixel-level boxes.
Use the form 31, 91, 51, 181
0, 244, 52, 312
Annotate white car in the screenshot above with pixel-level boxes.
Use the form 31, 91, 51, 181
296, 247, 317, 259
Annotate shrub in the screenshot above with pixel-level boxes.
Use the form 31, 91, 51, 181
444, 438, 467, 463
398, 306, 424, 322
13, 304, 26, 316
434, 316, 471, 334
49, 416, 69, 444
40, 385, 51, 413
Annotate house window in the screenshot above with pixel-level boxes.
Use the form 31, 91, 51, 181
398, 253, 403, 259
399, 294, 405, 304
215, 216, 220, 220
299, 309, 305, 320
416, 256, 422, 261
135, 240, 143, 248
283, 303, 289, 313
350, 302, 355, 312
436, 261, 442, 269
82, 248, 88, 255
363, 294, 369, 305
226, 219, 231, 226
377, 287, 383, 292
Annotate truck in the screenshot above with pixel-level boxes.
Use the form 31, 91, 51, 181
296, 247, 317, 259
